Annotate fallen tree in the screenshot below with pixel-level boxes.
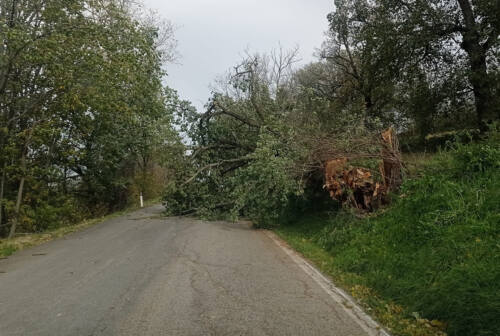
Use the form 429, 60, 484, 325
322, 127, 403, 212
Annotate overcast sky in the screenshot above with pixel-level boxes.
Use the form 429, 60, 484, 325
142, 0, 333, 112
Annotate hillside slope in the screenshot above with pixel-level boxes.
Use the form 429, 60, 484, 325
277, 135, 500, 336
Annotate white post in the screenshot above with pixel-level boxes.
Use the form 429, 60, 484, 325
140, 192, 144, 208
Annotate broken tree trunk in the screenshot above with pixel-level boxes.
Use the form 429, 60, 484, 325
380, 127, 403, 191
323, 127, 402, 212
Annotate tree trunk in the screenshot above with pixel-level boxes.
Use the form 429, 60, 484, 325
364, 94, 373, 113
63, 166, 68, 195
0, 162, 6, 228
8, 153, 26, 239
363, 93, 377, 130
142, 154, 149, 198
457, 0, 492, 132
467, 50, 490, 132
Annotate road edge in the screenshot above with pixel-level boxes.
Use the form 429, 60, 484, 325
263, 230, 391, 336
0, 201, 162, 259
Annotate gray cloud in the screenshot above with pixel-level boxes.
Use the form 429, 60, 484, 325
142, 0, 333, 111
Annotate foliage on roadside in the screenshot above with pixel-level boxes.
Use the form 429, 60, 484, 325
0, 0, 188, 238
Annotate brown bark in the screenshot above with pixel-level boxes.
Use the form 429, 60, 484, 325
322, 128, 402, 212
457, 0, 493, 131
8, 152, 25, 239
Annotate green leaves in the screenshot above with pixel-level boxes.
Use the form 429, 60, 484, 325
0, 0, 183, 236
229, 130, 304, 226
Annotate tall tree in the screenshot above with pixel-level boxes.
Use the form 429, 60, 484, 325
321, 0, 396, 128
371, 0, 500, 130
0, 0, 182, 237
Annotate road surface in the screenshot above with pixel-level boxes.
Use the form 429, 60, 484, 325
0, 205, 382, 336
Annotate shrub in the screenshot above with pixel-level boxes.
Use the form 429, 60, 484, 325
450, 140, 499, 175
25, 198, 83, 232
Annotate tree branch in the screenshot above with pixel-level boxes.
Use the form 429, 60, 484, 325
182, 157, 252, 186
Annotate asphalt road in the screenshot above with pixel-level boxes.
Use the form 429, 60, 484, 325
0, 205, 380, 336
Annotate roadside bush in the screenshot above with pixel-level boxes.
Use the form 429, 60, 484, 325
450, 133, 500, 174
24, 197, 84, 232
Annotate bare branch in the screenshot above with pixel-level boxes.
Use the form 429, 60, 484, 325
182, 157, 252, 186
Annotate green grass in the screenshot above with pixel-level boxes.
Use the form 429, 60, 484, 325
0, 197, 161, 258
276, 136, 500, 336
0, 244, 17, 257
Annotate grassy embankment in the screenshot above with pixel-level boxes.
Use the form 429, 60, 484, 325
0, 198, 161, 258
276, 136, 499, 336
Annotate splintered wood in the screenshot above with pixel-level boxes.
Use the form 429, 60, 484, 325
323, 128, 402, 212
380, 127, 403, 192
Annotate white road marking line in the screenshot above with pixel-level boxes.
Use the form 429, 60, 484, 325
264, 230, 391, 336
